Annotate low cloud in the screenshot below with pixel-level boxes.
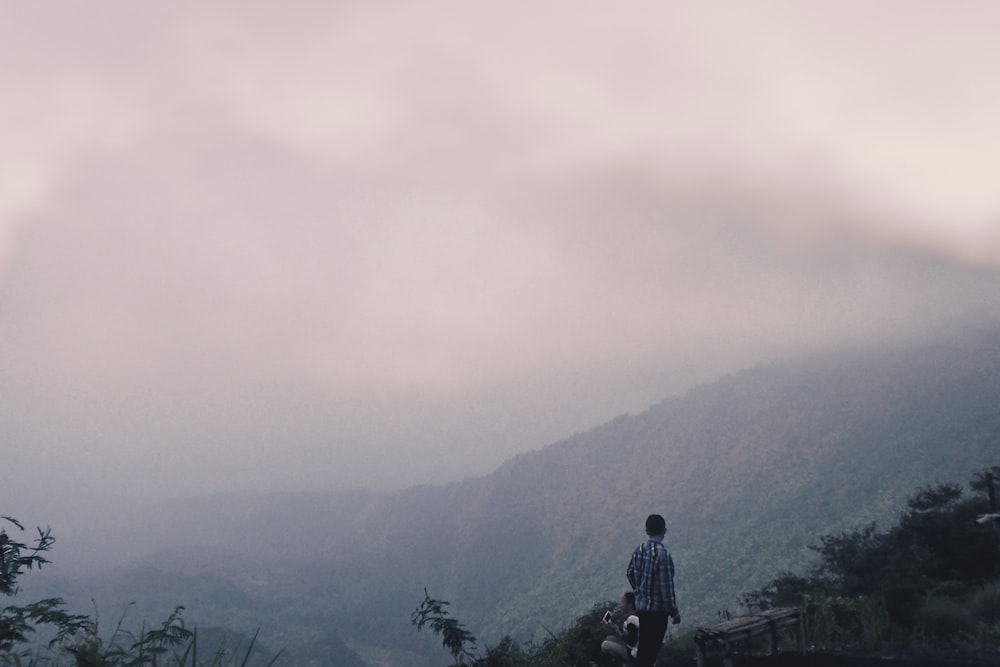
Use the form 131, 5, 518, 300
2, 1, 999, 512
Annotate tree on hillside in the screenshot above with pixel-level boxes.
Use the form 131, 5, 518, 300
971, 466, 999, 512
742, 468, 1000, 649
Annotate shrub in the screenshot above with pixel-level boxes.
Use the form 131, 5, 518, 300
970, 580, 1000, 621
912, 597, 977, 645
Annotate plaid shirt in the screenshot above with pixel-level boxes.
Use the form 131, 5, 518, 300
627, 538, 677, 614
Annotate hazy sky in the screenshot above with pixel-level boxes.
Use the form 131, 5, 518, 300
3, 1, 1000, 522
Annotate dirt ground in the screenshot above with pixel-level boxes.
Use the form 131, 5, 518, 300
655, 647, 1000, 667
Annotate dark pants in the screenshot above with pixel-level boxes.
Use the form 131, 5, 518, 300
635, 611, 669, 667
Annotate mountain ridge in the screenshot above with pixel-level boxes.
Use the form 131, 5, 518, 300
37, 325, 1000, 666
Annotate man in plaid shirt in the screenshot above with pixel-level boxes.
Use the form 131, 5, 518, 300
626, 514, 680, 667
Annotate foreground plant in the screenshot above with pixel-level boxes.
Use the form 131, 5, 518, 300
1, 516, 281, 666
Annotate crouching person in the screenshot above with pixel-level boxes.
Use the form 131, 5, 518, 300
601, 591, 640, 665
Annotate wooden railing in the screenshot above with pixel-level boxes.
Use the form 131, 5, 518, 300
693, 607, 805, 667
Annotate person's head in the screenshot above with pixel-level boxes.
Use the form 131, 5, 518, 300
645, 513, 666, 538
620, 591, 636, 613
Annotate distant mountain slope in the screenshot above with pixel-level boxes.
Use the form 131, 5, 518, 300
320, 327, 1000, 657
52, 326, 1000, 666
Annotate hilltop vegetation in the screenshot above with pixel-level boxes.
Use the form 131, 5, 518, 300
744, 469, 1000, 652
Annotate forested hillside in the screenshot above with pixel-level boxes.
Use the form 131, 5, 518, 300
31, 326, 1000, 666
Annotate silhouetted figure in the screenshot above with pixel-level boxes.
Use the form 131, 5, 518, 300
627, 513, 680, 667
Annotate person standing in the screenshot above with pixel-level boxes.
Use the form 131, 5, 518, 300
627, 514, 680, 667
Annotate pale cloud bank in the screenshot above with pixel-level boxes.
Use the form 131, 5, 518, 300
2, 1, 1000, 511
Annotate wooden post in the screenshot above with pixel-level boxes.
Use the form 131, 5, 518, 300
988, 471, 996, 512
795, 609, 806, 655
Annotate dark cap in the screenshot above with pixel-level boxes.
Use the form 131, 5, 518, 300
645, 514, 666, 535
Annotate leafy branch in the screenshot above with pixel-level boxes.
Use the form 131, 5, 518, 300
411, 589, 479, 666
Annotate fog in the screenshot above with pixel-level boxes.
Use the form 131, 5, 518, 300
3, 1, 1000, 545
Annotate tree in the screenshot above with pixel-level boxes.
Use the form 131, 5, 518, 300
971, 466, 999, 512
1, 516, 92, 658
743, 467, 1000, 649
810, 522, 886, 596
411, 589, 479, 666
905, 482, 962, 514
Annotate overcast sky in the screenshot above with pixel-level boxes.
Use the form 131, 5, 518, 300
3, 1, 1000, 525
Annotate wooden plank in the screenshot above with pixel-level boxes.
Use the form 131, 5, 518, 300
693, 608, 804, 667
